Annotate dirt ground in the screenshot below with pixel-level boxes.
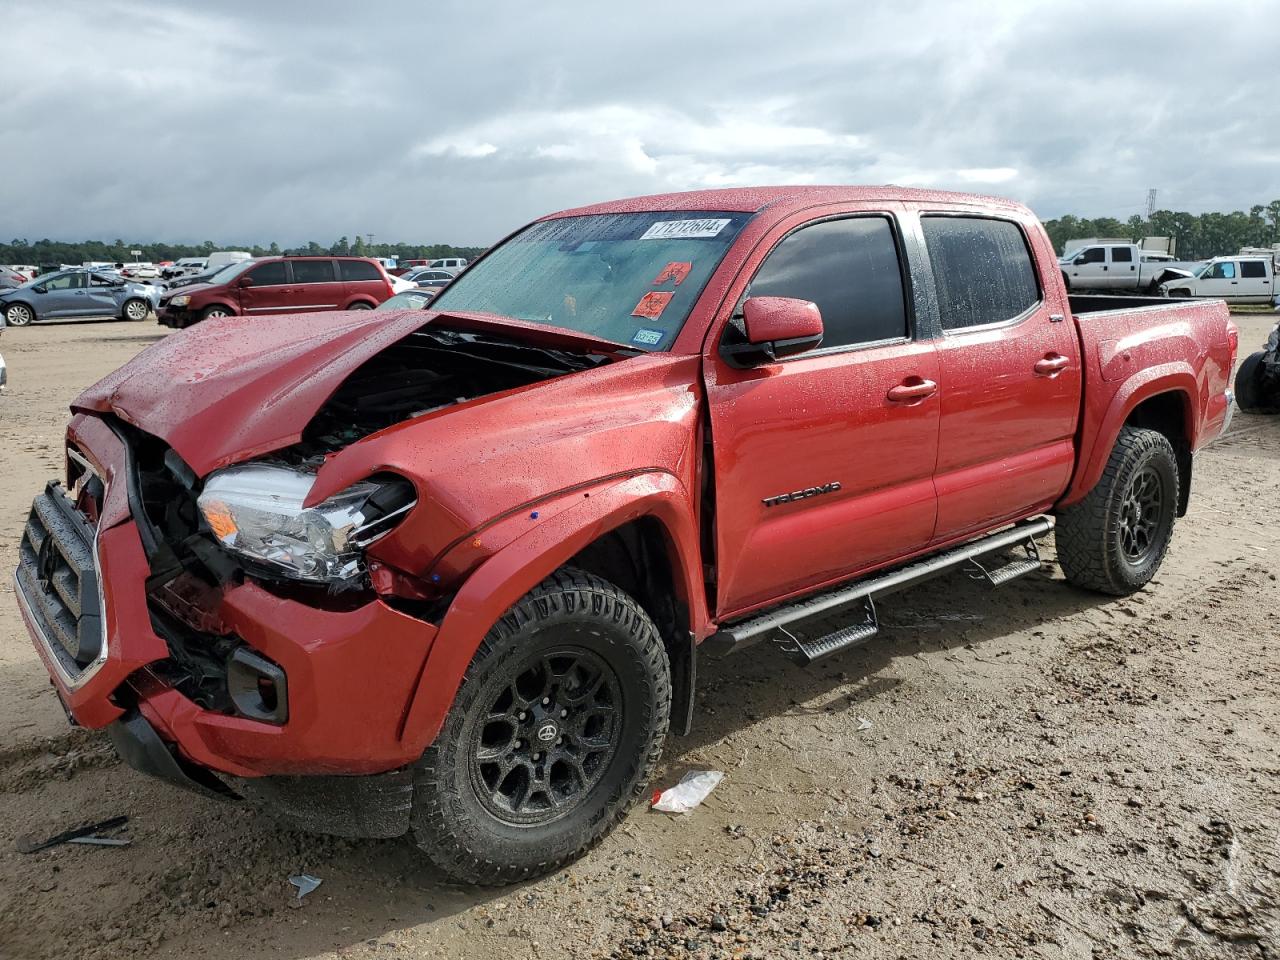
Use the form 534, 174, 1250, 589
0, 315, 1277, 960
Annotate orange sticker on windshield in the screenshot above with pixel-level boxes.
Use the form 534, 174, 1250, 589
631, 291, 673, 319
653, 261, 692, 286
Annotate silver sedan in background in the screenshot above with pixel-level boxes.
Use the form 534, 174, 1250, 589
0, 269, 161, 326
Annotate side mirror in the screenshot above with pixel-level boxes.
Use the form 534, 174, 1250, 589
237, 277, 254, 288
1073, 256, 1087, 265
721, 296, 824, 367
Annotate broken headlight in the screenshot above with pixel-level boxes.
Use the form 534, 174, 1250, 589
196, 463, 415, 584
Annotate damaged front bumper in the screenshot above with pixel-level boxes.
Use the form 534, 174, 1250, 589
15, 420, 440, 834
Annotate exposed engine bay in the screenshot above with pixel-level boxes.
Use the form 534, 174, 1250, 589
301, 326, 614, 453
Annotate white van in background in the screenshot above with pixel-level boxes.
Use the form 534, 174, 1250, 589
205, 251, 253, 272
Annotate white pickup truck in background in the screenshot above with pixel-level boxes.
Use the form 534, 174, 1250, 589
1059, 242, 1200, 293
1160, 255, 1276, 304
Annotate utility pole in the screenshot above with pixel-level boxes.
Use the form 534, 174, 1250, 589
1146, 188, 1158, 219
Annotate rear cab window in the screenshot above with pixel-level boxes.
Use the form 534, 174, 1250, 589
1110, 246, 1133, 262
1240, 260, 1267, 279
921, 216, 1041, 330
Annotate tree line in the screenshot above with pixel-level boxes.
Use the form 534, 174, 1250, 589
0, 236, 486, 269
5, 200, 1280, 269
1042, 201, 1280, 260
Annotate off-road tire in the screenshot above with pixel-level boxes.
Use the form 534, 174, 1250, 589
410, 568, 671, 885
1056, 426, 1179, 596
1234, 351, 1277, 414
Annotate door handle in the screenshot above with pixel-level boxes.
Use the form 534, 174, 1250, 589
1034, 354, 1070, 376
886, 378, 937, 403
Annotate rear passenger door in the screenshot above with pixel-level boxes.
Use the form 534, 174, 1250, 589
918, 213, 1081, 543
1108, 245, 1136, 288
1238, 260, 1274, 302
289, 259, 344, 312
706, 209, 941, 617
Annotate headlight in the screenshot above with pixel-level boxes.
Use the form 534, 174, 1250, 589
170, 294, 190, 307
197, 463, 415, 583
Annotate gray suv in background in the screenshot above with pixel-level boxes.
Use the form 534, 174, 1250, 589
0, 269, 160, 326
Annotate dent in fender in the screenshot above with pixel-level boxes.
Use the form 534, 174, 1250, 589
397, 471, 706, 753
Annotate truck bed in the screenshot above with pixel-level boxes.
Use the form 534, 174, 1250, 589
1069, 294, 1174, 314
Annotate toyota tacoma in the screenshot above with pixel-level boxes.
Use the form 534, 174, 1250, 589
16, 187, 1237, 884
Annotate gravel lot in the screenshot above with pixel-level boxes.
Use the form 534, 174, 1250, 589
0, 315, 1277, 960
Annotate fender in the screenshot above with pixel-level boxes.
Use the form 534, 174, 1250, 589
397, 470, 707, 753
1058, 362, 1198, 509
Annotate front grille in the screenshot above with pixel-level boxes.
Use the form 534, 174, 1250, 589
16, 481, 104, 681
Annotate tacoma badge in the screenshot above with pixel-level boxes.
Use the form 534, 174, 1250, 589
762, 482, 842, 508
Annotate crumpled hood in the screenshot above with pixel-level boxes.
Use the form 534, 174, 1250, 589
73, 308, 627, 476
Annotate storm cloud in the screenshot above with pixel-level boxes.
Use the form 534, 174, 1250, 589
3, 0, 1278, 246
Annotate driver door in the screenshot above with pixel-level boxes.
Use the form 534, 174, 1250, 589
705, 207, 940, 618
35, 272, 86, 317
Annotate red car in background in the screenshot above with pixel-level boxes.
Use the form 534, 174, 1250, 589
157, 256, 396, 327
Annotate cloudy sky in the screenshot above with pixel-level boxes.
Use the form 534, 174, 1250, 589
4, 0, 1279, 246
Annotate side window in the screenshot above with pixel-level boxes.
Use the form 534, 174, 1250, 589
90, 274, 114, 287
1240, 260, 1267, 279
1078, 247, 1106, 264
745, 216, 908, 349
1209, 262, 1236, 280
339, 260, 381, 281
922, 217, 1041, 331
292, 260, 337, 283
1111, 246, 1133, 262
249, 262, 288, 285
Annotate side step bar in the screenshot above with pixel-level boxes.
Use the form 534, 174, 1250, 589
707, 516, 1054, 664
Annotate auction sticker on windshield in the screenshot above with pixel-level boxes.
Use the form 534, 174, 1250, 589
639, 219, 731, 241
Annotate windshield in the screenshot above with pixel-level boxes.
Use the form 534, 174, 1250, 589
429, 211, 752, 350
207, 260, 255, 283
1194, 262, 1213, 279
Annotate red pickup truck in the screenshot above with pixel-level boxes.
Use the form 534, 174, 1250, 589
17, 187, 1236, 884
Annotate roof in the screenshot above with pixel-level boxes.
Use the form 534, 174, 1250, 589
546, 185, 1026, 220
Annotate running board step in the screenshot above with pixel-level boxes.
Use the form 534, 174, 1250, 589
966, 536, 1043, 587
706, 516, 1054, 659
776, 598, 878, 665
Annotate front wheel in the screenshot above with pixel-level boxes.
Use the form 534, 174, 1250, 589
4, 302, 35, 326
410, 568, 671, 885
1056, 426, 1179, 596
200, 305, 233, 322
122, 298, 149, 321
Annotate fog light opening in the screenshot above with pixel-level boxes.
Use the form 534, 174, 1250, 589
226, 647, 289, 725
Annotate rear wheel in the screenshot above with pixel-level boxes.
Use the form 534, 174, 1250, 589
4, 302, 34, 326
122, 298, 149, 321
348, 301, 374, 310
1056, 426, 1178, 596
1234, 351, 1277, 414
410, 568, 671, 885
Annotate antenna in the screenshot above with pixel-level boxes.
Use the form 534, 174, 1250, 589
1146, 188, 1158, 219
